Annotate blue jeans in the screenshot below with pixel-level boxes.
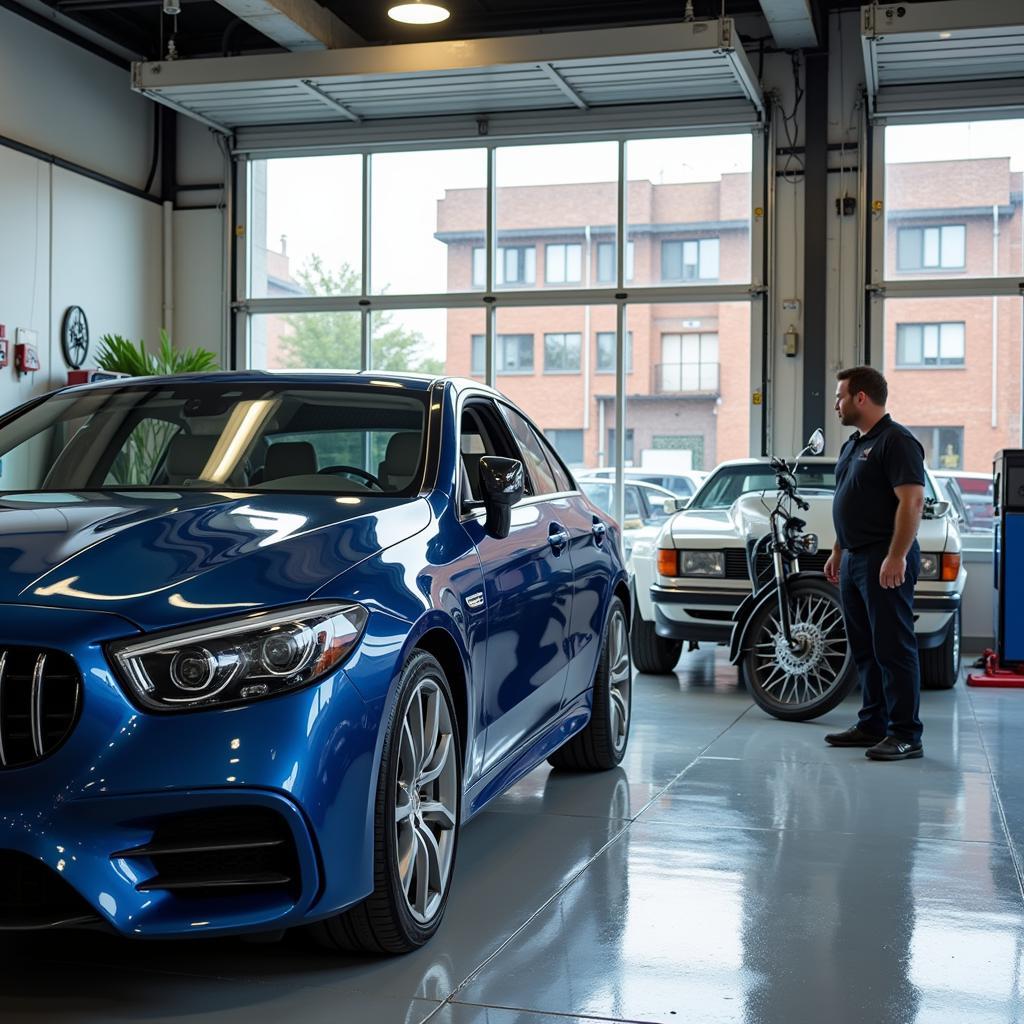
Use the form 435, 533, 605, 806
839, 542, 922, 743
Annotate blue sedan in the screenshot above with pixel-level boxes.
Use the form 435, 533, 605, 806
0, 372, 631, 952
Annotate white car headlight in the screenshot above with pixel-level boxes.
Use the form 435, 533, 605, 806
919, 553, 939, 580
679, 550, 725, 577
109, 602, 367, 712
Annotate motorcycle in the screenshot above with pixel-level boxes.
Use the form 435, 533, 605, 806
728, 429, 858, 721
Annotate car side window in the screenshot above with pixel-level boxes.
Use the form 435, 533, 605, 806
459, 400, 522, 504
499, 406, 559, 496
624, 485, 642, 521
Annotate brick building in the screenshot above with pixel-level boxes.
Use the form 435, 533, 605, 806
883, 158, 1022, 471
437, 175, 751, 470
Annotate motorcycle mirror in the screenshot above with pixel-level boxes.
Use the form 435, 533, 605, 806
807, 428, 825, 455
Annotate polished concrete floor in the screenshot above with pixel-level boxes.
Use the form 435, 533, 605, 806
3, 650, 1024, 1023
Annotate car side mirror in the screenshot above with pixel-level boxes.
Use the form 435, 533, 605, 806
479, 456, 524, 539
807, 428, 825, 455
664, 497, 689, 514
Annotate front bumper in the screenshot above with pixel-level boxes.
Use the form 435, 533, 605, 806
651, 584, 961, 646
0, 604, 401, 939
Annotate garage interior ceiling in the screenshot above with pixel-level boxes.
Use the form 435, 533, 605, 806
862, 0, 1024, 119
131, 19, 765, 136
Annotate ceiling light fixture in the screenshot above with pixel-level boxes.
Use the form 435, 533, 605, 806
387, 0, 450, 24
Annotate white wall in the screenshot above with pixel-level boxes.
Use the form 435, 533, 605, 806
0, 7, 163, 418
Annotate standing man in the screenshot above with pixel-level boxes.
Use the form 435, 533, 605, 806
823, 366, 927, 761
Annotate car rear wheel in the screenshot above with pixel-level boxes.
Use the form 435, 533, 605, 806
630, 605, 683, 675
309, 650, 461, 954
549, 597, 631, 771
920, 608, 960, 691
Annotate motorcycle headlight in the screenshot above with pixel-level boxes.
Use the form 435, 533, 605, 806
109, 602, 367, 712
919, 553, 939, 580
679, 550, 725, 577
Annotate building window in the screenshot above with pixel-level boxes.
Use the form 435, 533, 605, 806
545, 244, 582, 284
896, 323, 966, 367
908, 425, 964, 470
546, 428, 584, 466
471, 334, 535, 374
544, 333, 582, 373
658, 333, 719, 392
607, 428, 635, 464
472, 246, 536, 287
896, 225, 965, 271
596, 241, 635, 283
596, 332, 633, 373
661, 238, 719, 282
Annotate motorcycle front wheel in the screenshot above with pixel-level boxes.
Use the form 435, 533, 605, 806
742, 575, 858, 721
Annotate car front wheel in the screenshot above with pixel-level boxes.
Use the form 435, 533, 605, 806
309, 650, 461, 954
919, 608, 960, 691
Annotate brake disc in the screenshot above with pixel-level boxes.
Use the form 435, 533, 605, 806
773, 622, 827, 676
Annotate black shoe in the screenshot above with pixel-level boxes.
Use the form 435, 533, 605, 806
824, 726, 886, 747
866, 736, 923, 761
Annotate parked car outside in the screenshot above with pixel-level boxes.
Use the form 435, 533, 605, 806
0, 372, 631, 951
576, 475, 676, 568
631, 457, 966, 689
933, 470, 995, 533
581, 466, 707, 500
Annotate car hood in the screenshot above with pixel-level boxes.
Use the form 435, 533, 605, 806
0, 490, 432, 631
665, 492, 951, 549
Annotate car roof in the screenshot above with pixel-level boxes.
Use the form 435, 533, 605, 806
710, 456, 837, 469
54, 370, 498, 397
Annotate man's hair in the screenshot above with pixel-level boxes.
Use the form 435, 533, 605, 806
836, 365, 887, 406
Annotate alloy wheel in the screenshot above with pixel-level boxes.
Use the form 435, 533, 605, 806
394, 676, 458, 924
608, 608, 631, 753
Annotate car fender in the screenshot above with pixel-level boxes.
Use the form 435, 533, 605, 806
728, 571, 831, 665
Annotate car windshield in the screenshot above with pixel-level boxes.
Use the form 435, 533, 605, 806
688, 463, 839, 510
0, 382, 429, 496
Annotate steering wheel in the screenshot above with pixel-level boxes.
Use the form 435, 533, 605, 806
317, 465, 385, 490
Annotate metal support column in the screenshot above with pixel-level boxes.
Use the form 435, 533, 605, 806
803, 50, 828, 441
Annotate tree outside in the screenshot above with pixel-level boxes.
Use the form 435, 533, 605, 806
279, 256, 444, 374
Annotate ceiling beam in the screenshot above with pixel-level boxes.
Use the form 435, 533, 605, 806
213, 0, 363, 52
758, 0, 818, 49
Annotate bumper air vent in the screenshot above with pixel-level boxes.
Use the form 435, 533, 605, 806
112, 807, 300, 897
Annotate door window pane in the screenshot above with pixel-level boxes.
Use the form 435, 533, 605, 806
627, 135, 751, 287
500, 405, 559, 494
373, 149, 486, 295
885, 120, 1024, 278
496, 142, 618, 292
249, 156, 362, 300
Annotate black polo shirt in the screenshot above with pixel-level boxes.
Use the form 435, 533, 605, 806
832, 414, 926, 551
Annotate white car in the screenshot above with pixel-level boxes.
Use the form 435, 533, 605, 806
631, 457, 966, 690
581, 467, 707, 500
576, 475, 676, 569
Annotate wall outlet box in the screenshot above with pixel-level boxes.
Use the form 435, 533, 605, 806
782, 299, 801, 314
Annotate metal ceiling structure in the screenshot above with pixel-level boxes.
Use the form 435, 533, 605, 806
862, 0, 1024, 120
131, 19, 765, 140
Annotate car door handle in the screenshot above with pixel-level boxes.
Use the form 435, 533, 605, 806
591, 518, 607, 543
548, 525, 570, 552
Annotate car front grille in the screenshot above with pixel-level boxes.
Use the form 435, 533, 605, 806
0, 850, 102, 929
112, 807, 301, 898
723, 549, 749, 580
0, 648, 81, 769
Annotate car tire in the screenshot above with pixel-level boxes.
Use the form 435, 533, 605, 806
549, 596, 632, 772
308, 650, 461, 954
630, 594, 683, 675
919, 608, 960, 691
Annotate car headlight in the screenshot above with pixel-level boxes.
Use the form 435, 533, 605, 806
679, 550, 725, 577
918, 552, 961, 582
109, 602, 367, 712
